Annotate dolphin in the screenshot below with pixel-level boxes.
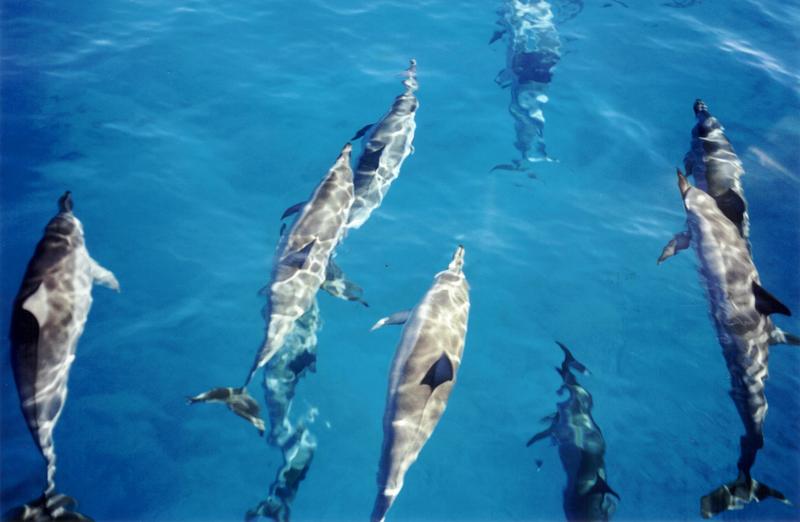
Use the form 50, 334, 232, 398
347, 59, 418, 230
369, 245, 470, 522
189, 143, 354, 432
7, 191, 119, 522
659, 100, 749, 264
247, 300, 321, 522
666, 170, 798, 518
528, 342, 619, 522
491, 0, 561, 165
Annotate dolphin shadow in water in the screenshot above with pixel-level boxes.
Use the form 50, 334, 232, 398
528, 342, 619, 522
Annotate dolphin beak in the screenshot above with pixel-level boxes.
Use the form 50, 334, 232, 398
693, 98, 708, 116
448, 245, 465, 272
677, 168, 691, 198
58, 191, 73, 213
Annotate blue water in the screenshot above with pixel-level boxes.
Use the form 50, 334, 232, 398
2, 1, 800, 521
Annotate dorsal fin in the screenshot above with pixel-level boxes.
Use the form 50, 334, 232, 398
420, 353, 453, 391
714, 188, 746, 234
753, 282, 791, 316
587, 475, 620, 500
356, 144, 386, 172
281, 202, 306, 220
282, 239, 316, 269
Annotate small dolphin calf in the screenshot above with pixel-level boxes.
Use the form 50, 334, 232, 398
7, 192, 119, 521
347, 60, 418, 230
659, 100, 749, 263
369, 246, 470, 522
190, 143, 354, 432
528, 342, 619, 522
666, 170, 798, 518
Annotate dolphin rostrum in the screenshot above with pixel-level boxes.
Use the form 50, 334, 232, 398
369, 245, 470, 522
347, 60, 418, 230
189, 143, 354, 432
659, 100, 749, 264
7, 192, 119, 521
491, 0, 561, 165
667, 170, 798, 518
528, 342, 619, 522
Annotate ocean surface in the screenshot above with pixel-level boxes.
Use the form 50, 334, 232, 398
2, 0, 800, 521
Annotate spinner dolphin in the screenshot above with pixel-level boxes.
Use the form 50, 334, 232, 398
667, 170, 798, 518
528, 342, 619, 522
659, 100, 749, 263
347, 60, 418, 230
7, 192, 119, 522
369, 246, 470, 522
491, 0, 561, 167
189, 143, 354, 433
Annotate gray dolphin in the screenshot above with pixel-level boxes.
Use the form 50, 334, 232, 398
528, 342, 619, 522
659, 100, 749, 263
7, 191, 119, 522
347, 60, 418, 230
668, 170, 798, 518
491, 0, 561, 164
189, 143, 354, 432
369, 246, 470, 522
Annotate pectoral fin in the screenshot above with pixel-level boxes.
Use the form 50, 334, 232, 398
495, 68, 513, 88
753, 282, 791, 316
657, 230, 691, 264
526, 427, 553, 447
489, 29, 506, 44
370, 310, 411, 331
770, 328, 800, 346
281, 202, 306, 220
420, 353, 454, 391
90, 259, 120, 291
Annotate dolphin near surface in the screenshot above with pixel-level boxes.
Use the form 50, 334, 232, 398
189, 143, 354, 433
491, 0, 561, 167
666, 170, 799, 518
659, 100, 749, 264
347, 59, 418, 230
6, 192, 119, 522
528, 342, 619, 522
369, 245, 470, 522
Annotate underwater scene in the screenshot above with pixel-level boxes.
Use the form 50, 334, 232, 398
1, 0, 799, 521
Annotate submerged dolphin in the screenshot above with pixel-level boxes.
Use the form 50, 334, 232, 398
667, 170, 798, 518
247, 299, 321, 522
369, 246, 470, 522
528, 342, 619, 522
347, 60, 418, 230
659, 100, 749, 263
189, 143, 354, 432
7, 192, 119, 522
491, 0, 561, 165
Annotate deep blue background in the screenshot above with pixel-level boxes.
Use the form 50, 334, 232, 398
2, 0, 799, 520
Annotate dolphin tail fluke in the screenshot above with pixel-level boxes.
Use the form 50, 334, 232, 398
322, 259, 369, 307
186, 386, 266, 435
555, 341, 590, 375
701, 473, 789, 519
3, 493, 93, 521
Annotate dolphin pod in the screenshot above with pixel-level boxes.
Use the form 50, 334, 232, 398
188, 143, 354, 432
369, 245, 470, 522
491, 0, 561, 168
528, 342, 619, 522
666, 169, 799, 518
7, 192, 119, 522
